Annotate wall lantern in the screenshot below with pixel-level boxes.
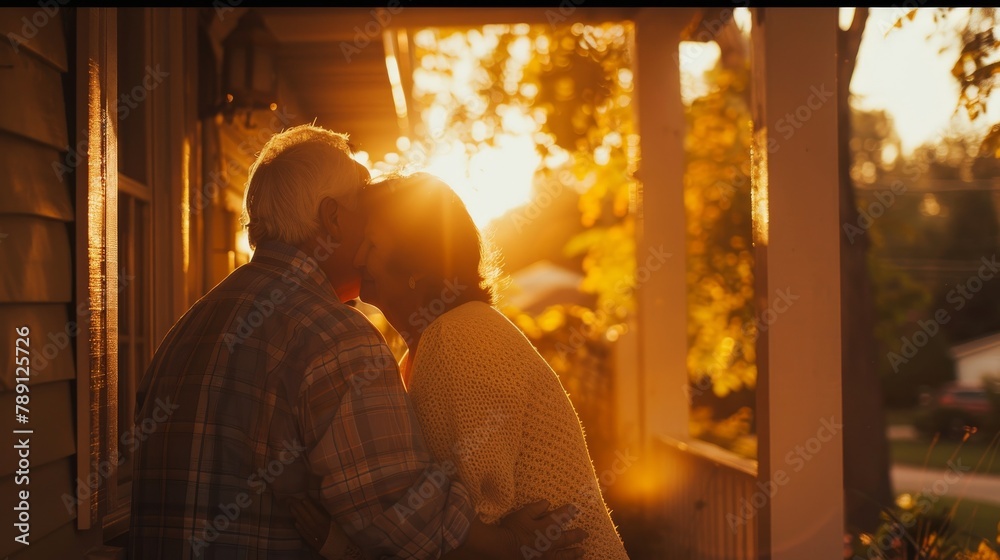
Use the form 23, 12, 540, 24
220, 9, 279, 127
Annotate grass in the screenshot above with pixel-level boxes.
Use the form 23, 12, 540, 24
933, 496, 1000, 550
851, 495, 1000, 558
891, 436, 1000, 475
856, 416, 1000, 557
886, 407, 923, 426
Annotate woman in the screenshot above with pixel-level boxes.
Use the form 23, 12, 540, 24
295, 172, 630, 560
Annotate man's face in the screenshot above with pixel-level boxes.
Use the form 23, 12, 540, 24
319, 159, 371, 302
330, 202, 367, 301
352, 212, 407, 310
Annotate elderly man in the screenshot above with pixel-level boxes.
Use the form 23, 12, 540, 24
128, 125, 585, 559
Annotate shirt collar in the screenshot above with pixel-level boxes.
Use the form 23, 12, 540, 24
250, 239, 340, 301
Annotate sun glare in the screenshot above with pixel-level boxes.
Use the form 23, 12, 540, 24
366, 25, 554, 230
679, 40, 722, 106
852, 7, 1000, 155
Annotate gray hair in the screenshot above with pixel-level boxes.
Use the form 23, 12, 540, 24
240, 124, 367, 248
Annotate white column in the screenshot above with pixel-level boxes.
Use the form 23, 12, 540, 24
749, 8, 844, 559
632, 8, 691, 445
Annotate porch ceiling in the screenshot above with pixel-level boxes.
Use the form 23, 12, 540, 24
257, 7, 640, 160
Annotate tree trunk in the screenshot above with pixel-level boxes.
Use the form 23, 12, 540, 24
838, 8, 895, 535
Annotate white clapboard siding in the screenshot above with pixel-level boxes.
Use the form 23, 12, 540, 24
0, 8, 68, 72
0, 216, 73, 302
0, 131, 74, 220
0, 8, 84, 558
0, 39, 67, 150
0, 304, 76, 388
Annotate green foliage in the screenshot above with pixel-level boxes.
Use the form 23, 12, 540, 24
547, 23, 639, 335
853, 438, 1000, 559
853, 502, 967, 560
850, 109, 956, 407
682, 59, 756, 402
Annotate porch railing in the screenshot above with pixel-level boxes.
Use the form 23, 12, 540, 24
652, 436, 758, 559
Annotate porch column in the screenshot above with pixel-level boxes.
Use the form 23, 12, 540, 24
632, 8, 692, 445
749, 8, 844, 559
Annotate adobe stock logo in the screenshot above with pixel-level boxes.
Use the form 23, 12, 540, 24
6, 0, 69, 54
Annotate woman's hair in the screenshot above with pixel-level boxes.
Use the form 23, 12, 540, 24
241, 124, 368, 248
362, 172, 502, 306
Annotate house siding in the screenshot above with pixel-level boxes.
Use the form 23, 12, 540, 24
0, 7, 100, 557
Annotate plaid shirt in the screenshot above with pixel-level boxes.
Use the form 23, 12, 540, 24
129, 240, 474, 559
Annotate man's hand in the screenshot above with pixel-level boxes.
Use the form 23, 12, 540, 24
292, 498, 333, 553
292, 497, 367, 559
447, 500, 588, 560
498, 500, 587, 560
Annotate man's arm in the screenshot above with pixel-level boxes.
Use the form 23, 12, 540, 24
298, 318, 474, 559
297, 315, 586, 560
292, 497, 587, 560
443, 504, 586, 560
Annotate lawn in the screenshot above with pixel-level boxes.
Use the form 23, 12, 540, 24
853, 496, 1000, 557
886, 407, 923, 427
891, 437, 1000, 475
925, 496, 1000, 550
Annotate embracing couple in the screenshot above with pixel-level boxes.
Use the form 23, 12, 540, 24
127, 125, 630, 560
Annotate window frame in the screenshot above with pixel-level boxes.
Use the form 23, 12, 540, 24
75, 6, 191, 540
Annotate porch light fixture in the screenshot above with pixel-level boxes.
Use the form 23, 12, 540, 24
220, 9, 279, 127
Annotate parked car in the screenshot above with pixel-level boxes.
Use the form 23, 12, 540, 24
914, 382, 996, 440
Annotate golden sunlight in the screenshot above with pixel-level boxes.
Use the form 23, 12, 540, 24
428, 133, 540, 229
851, 7, 1000, 154
368, 25, 554, 230
679, 41, 721, 106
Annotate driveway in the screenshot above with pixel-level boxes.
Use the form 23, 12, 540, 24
892, 463, 1000, 506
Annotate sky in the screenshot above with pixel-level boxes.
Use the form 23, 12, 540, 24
683, 8, 999, 156
849, 7, 1000, 155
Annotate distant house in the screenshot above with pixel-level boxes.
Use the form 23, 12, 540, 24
501, 259, 591, 315
951, 332, 1000, 386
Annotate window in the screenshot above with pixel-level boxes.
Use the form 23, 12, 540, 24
106, 6, 155, 539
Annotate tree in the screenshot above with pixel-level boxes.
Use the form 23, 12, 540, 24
927, 136, 1000, 345
838, 7, 895, 535
846, 5, 1000, 534
679, 16, 757, 458
853, 111, 953, 408
946, 8, 1000, 156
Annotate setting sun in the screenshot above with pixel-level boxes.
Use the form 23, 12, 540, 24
426, 131, 541, 229
363, 24, 577, 230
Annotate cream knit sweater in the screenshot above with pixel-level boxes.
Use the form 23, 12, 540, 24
407, 301, 630, 560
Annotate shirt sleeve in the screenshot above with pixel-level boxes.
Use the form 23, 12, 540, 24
414, 319, 527, 525
299, 316, 476, 559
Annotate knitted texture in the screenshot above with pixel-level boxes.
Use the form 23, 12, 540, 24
409, 301, 630, 560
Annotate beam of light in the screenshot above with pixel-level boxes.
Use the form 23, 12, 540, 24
751, 129, 770, 247
679, 41, 721, 107
734, 7, 752, 35
374, 26, 544, 230
839, 7, 856, 32
235, 228, 252, 259
182, 138, 190, 273
383, 30, 410, 131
